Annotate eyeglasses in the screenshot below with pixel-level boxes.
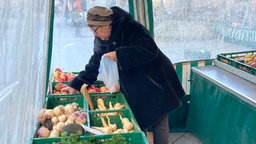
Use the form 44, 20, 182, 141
90, 26, 100, 33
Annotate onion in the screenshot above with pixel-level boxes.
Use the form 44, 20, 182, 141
52, 124, 58, 131
45, 109, 55, 118
49, 129, 60, 137
58, 114, 67, 122
37, 126, 50, 138
53, 106, 63, 116
71, 102, 79, 111
51, 116, 59, 125
64, 104, 75, 115
56, 122, 65, 132
64, 119, 74, 125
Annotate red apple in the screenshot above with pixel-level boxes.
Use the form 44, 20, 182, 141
53, 71, 61, 78
54, 83, 63, 91
99, 86, 109, 93
60, 83, 68, 90
52, 90, 60, 94
250, 61, 256, 68
55, 68, 62, 73
61, 90, 69, 95
236, 56, 245, 62
60, 73, 68, 81
54, 83, 67, 91
54, 77, 64, 82
87, 85, 100, 93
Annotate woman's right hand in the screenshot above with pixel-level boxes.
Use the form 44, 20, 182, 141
61, 86, 78, 94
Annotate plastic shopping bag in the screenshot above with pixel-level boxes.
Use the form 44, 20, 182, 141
97, 57, 120, 93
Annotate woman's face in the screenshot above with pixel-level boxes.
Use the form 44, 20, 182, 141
90, 25, 111, 41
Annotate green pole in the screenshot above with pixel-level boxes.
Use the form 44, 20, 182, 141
45, 0, 55, 96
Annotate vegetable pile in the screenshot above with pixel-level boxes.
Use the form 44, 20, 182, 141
91, 113, 134, 134
36, 102, 87, 138
89, 98, 134, 134
95, 98, 125, 116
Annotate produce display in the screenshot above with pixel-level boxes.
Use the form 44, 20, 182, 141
96, 98, 124, 110
91, 113, 134, 134
36, 102, 87, 138
53, 68, 76, 82
50, 68, 118, 95
87, 85, 109, 93
234, 53, 256, 68
52, 82, 70, 94
31, 68, 147, 144
50, 83, 110, 95
217, 50, 256, 75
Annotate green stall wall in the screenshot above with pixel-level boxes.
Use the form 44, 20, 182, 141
187, 69, 256, 144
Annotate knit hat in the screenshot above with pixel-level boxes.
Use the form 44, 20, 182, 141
87, 6, 113, 26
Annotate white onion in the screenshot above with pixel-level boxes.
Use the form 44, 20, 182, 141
56, 122, 65, 132
51, 116, 59, 125
45, 109, 55, 118
58, 114, 67, 122
64, 104, 75, 115
49, 129, 60, 137
53, 106, 63, 116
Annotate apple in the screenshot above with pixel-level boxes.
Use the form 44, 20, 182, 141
61, 90, 69, 95
53, 71, 61, 78
87, 85, 100, 93
60, 73, 68, 81
55, 68, 62, 73
60, 84, 68, 90
52, 90, 61, 94
54, 77, 64, 82
99, 86, 109, 93
235, 56, 245, 62
250, 61, 256, 68
55, 83, 64, 91
54, 83, 68, 91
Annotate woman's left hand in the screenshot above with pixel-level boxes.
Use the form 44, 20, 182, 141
103, 51, 117, 61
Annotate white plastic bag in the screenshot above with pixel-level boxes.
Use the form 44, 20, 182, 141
97, 56, 120, 93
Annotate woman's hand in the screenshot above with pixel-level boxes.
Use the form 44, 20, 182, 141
103, 51, 117, 61
61, 86, 78, 94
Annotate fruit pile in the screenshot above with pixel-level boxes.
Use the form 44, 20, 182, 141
53, 68, 76, 82
51, 67, 111, 95
234, 53, 256, 68
51, 83, 109, 94
87, 85, 109, 93
52, 82, 69, 94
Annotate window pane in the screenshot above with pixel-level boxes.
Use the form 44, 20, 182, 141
153, 0, 255, 63
51, 0, 128, 72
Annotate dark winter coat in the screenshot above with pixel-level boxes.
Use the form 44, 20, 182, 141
71, 6, 185, 129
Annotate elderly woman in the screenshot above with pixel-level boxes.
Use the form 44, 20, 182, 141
63, 6, 185, 144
